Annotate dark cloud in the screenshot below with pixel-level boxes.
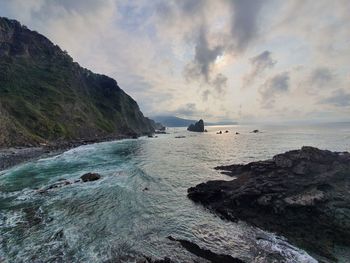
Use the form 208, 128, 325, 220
310, 67, 334, 88
175, 103, 198, 116
202, 89, 211, 101
319, 89, 350, 107
243, 50, 276, 88
260, 72, 290, 108
228, 0, 265, 52
184, 27, 223, 82
166, 0, 266, 99
211, 73, 228, 94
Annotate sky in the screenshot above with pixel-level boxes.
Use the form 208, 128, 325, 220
0, 0, 349, 122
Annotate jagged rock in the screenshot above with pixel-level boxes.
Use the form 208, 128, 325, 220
80, 172, 101, 182
187, 119, 204, 132
188, 147, 350, 262
167, 236, 245, 263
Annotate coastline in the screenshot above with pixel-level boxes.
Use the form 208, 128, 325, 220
0, 134, 143, 171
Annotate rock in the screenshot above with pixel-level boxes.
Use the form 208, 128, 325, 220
175, 136, 186, 139
251, 129, 259, 133
155, 130, 167, 134
188, 147, 350, 262
37, 179, 72, 194
235, 132, 240, 135
80, 172, 101, 182
143, 187, 149, 191
167, 236, 245, 263
204, 129, 208, 132
225, 130, 229, 133
187, 119, 205, 132
217, 131, 222, 134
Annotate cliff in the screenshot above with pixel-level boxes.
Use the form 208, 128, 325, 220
0, 17, 155, 147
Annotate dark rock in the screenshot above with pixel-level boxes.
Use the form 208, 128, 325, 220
217, 131, 222, 134
37, 179, 72, 194
167, 236, 245, 263
80, 172, 101, 182
225, 130, 229, 133
155, 130, 167, 134
187, 119, 205, 132
188, 147, 350, 262
251, 129, 260, 133
143, 187, 149, 191
235, 132, 240, 135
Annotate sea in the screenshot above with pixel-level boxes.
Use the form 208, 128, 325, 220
1, 123, 350, 262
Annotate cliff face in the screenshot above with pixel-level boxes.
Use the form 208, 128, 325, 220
0, 17, 154, 147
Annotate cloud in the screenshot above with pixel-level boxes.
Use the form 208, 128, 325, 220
211, 73, 228, 94
165, 0, 266, 100
243, 50, 276, 88
175, 103, 198, 116
228, 0, 265, 52
309, 67, 334, 88
319, 89, 350, 107
184, 26, 224, 82
260, 72, 290, 108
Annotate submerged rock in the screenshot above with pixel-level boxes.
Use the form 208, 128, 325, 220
80, 172, 101, 182
187, 119, 205, 132
188, 146, 350, 262
167, 236, 245, 263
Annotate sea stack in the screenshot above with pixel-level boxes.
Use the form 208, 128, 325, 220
187, 119, 205, 132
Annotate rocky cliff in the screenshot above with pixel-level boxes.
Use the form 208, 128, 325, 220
0, 17, 155, 147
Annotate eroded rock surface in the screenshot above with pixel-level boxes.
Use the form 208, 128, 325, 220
188, 146, 350, 262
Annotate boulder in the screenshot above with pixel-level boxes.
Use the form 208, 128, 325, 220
187, 119, 205, 132
80, 172, 101, 182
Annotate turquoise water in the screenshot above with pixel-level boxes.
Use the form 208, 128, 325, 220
1, 124, 349, 262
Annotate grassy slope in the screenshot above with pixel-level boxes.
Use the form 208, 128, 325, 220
0, 17, 154, 147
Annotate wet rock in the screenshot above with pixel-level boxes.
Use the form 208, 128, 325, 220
188, 147, 350, 262
80, 172, 101, 182
167, 236, 245, 263
187, 119, 205, 132
37, 180, 72, 194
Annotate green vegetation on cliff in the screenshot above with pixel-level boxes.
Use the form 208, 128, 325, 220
0, 17, 155, 147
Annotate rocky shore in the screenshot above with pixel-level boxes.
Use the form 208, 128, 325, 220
188, 146, 350, 262
0, 134, 144, 171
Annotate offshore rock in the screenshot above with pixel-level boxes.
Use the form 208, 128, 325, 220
187, 119, 204, 132
188, 146, 350, 262
80, 172, 101, 182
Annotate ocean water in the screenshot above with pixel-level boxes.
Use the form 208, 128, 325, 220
1, 123, 350, 262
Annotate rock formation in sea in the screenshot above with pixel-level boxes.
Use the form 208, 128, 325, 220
0, 17, 157, 148
187, 119, 205, 132
188, 146, 350, 262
